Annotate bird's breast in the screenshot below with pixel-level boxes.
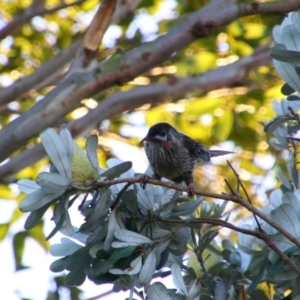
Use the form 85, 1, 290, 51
145, 142, 195, 180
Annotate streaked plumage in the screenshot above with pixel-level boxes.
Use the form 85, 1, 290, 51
141, 122, 233, 196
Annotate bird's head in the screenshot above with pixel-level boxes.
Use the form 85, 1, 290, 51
140, 122, 177, 149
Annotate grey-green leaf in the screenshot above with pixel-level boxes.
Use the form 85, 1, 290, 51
50, 257, 66, 272
171, 263, 188, 295
114, 229, 152, 244
271, 48, 300, 64
273, 59, 300, 94
59, 127, 74, 164
146, 282, 178, 300
171, 197, 203, 217
138, 251, 157, 286
86, 135, 101, 175
50, 238, 83, 257
271, 203, 300, 238
19, 189, 61, 212
18, 179, 40, 194
100, 161, 133, 179
40, 128, 72, 179
36, 172, 70, 193
64, 247, 90, 286
264, 116, 290, 133
24, 203, 52, 230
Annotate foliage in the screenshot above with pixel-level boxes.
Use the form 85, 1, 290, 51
2, 0, 300, 299
18, 52, 300, 296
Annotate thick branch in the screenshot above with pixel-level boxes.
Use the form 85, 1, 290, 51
71, 48, 271, 133
70, 0, 117, 71
239, 0, 300, 15
83, 0, 117, 52
0, 48, 271, 178
0, 0, 298, 162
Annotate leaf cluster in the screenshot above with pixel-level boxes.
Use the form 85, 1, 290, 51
16, 120, 300, 299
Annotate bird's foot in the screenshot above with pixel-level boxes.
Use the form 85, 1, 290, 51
140, 175, 149, 189
187, 183, 195, 197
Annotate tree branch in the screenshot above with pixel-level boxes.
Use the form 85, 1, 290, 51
71, 47, 271, 133
70, 0, 117, 71
70, 176, 300, 251
137, 216, 300, 276
0, 40, 81, 107
0, 47, 271, 179
0, 0, 85, 40
0, 0, 298, 163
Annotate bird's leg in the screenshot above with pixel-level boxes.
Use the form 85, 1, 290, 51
139, 175, 148, 189
182, 173, 195, 198
140, 173, 161, 189
187, 183, 195, 198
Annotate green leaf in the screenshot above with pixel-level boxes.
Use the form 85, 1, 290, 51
213, 110, 233, 141
13, 231, 28, 270
0, 223, 10, 241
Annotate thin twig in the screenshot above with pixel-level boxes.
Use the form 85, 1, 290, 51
226, 160, 262, 231
70, 176, 300, 251
136, 216, 300, 276
224, 178, 235, 195
110, 182, 132, 211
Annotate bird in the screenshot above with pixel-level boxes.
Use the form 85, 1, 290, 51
140, 122, 233, 197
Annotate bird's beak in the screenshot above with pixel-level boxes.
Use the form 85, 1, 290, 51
140, 136, 148, 145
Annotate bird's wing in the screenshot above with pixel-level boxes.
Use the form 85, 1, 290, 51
183, 135, 210, 162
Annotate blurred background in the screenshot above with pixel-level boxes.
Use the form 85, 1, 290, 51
0, 0, 288, 299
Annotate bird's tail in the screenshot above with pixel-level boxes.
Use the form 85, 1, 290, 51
209, 150, 234, 158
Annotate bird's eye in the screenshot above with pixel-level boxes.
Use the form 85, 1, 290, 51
158, 130, 166, 136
